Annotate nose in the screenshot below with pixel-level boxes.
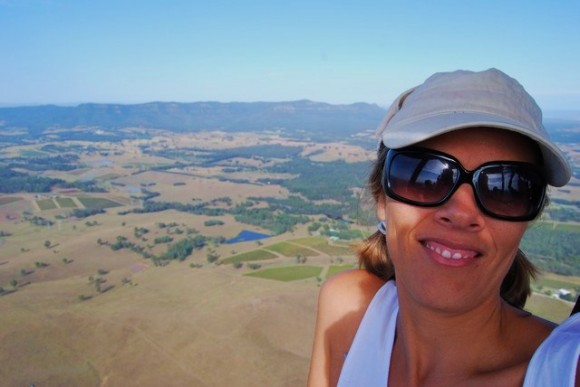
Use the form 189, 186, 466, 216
434, 183, 485, 231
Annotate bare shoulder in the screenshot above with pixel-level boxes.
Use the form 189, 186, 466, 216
510, 308, 556, 349
308, 269, 385, 386
318, 269, 386, 319
315, 269, 386, 347
499, 305, 557, 374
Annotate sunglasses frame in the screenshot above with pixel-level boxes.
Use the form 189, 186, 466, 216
383, 147, 547, 222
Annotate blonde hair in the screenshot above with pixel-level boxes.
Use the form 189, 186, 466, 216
356, 146, 538, 308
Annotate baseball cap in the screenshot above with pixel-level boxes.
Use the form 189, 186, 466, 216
376, 68, 571, 187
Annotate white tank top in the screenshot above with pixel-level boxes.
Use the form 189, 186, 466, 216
338, 281, 580, 386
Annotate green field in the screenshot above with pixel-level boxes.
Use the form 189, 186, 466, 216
55, 197, 77, 208
553, 223, 580, 232
290, 236, 327, 247
265, 242, 319, 257
77, 196, 122, 209
326, 264, 356, 279
245, 265, 323, 281
290, 236, 355, 255
534, 276, 580, 290
535, 221, 580, 233
221, 249, 278, 264
37, 198, 57, 210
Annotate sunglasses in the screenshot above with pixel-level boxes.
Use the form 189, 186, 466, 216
383, 147, 547, 221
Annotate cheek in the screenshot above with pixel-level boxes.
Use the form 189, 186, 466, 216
384, 199, 428, 231
383, 201, 427, 262
486, 224, 526, 288
491, 222, 528, 255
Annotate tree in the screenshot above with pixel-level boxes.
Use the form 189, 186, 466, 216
10, 279, 17, 288
44, 240, 51, 248
207, 249, 220, 263
295, 255, 307, 264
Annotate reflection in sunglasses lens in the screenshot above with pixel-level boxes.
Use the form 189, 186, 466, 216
385, 149, 545, 221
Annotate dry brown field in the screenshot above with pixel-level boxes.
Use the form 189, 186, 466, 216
0, 196, 330, 386
114, 170, 290, 205
0, 130, 578, 386
0, 262, 319, 386
0, 130, 356, 385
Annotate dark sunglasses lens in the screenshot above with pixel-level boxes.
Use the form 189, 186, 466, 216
389, 153, 457, 204
475, 166, 544, 218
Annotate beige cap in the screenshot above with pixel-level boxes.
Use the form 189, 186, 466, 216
376, 68, 571, 187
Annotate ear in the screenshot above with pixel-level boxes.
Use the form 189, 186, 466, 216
376, 196, 387, 221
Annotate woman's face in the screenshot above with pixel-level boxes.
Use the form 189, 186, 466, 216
377, 128, 540, 313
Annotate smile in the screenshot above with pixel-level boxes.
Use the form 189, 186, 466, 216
423, 241, 480, 260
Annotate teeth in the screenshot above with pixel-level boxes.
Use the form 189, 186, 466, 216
425, 242, 469, 260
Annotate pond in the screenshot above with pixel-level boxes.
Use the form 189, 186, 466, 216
226, 230, 271, 244
122, 185, 142, 194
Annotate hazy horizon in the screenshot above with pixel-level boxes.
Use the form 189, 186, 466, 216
1, 101, 580, 123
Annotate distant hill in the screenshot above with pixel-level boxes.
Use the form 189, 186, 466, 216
0, 100, 386, 142
1, 101, 578, 144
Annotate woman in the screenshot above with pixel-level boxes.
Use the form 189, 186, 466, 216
308, 69, 579, 386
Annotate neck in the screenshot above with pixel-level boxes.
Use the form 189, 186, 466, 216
391, 292, 516, 385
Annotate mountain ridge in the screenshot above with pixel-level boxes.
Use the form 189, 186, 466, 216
0, 100, 387, 139
1, 100, 578, 144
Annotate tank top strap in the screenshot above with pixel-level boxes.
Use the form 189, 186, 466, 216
523, 313, 580, 386
338, 281, 399, 386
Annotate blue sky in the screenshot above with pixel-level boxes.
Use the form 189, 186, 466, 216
1, 0, 579, 111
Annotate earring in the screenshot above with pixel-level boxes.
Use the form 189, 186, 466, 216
377, 221, 387, 235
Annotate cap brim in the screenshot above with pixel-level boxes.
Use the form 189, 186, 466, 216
380, 112, 572, 187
